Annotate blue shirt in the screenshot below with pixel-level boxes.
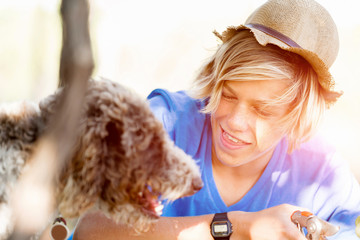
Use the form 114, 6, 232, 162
147, 88, 360, 239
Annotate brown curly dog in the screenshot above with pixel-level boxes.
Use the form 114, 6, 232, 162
0, 79, 203, 238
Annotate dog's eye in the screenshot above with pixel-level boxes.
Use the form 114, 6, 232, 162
9, 136, 17, 140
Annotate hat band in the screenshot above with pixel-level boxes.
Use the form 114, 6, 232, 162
245, 23, 302, 49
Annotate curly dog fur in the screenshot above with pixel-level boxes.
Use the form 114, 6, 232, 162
0, 101, 43, 238
0, 79, 203, 238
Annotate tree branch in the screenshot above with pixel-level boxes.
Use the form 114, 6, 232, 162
9, 0, 94, 238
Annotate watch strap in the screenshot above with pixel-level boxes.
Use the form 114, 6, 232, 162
213, 237, 230, 240
213, 212, 228, 221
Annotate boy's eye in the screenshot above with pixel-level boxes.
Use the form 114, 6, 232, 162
221, 92, 236, 100
253, 106, 273, 117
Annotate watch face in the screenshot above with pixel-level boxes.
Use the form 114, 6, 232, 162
211, 221, 231, 237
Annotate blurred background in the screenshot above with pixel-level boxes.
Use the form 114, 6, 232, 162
0, 0, 359, 180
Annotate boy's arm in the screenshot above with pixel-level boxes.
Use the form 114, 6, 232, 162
73, 204, 307, 240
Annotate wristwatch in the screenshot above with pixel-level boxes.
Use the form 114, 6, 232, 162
210, 212, 233, 240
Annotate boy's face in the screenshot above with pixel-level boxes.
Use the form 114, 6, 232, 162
211, 80, 291, 167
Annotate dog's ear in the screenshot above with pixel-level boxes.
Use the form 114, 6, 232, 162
56, 118, 126, 218
97, 121, 127, 208
56, 139, 105, 218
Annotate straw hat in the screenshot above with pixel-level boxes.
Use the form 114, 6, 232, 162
216, 0, 342, 103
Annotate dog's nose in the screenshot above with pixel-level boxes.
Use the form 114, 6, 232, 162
192, 177, 203, 192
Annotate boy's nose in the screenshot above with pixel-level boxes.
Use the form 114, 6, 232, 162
227, 105, 250, 132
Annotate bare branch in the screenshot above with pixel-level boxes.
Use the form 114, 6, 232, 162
9, 0, 94, 238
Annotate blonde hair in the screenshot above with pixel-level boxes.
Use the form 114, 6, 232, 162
189, 30, 327, 152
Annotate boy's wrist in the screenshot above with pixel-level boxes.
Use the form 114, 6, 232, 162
210, 212, 233, 239
227, 211, 252, 240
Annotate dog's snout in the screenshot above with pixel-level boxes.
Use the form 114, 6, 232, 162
192, 177, 203, 192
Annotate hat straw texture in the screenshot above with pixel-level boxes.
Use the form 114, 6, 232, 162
218, 0, 342, 103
